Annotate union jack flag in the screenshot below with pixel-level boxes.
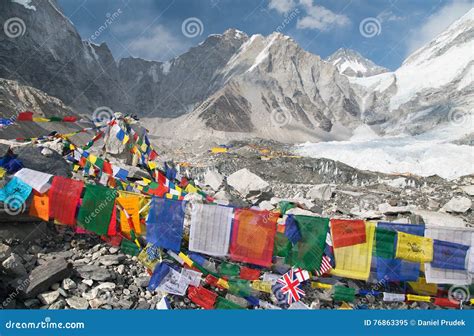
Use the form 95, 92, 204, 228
277, 269, 305, 305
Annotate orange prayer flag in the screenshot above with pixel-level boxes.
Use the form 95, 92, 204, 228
229, 209, 279, 267
330, 219, 366, 248
117, 194, 141, 235
29, 191, 49, 221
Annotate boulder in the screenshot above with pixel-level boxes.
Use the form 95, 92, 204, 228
203, 169, 224, 191
98, 254, 126, 266
21, 258, 73, 298
66, 296, 89, 310
461, 185, 474, 196
13, 144, 70, 177
61, 278, 76, 290
76, 265, 114, 281
227, 168, 270, 197
0, 243, 12, 263
37, 290, 60, 305
2, 253, 27, 277
306, 184, 334, 201
442, 196, 472, 213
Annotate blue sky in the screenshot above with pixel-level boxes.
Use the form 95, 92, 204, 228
57, 0, 472, 70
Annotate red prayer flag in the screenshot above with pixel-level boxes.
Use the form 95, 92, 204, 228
330, 219, 366, 248
49, 176, 84, 226
17, 111, 33, 121
240, 267, 261, 280
63, 116, 77, 122
433, 297, 459, 308
230, 209, 278, 267
107, 201, 118, 236
188, 286, 217, 309
103, 161, 113, 175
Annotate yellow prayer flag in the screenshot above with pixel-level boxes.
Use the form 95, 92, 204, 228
408, 277, 438, 296
117, 194, 141, 235
73, 165, 80, 172
0, 167, 6, 179
311, 282, 333, 290
406, 294, 431, 302
211, 147, 228, 154
32, 117, 50, 122
178, 252, 194, 267
217, 278, 230, 290
251, 280, 272, 293
88, 154, 98, 164
141, 143, 148, 152
148, 161, 157, 170
185, 184, 198, 193
338, 302, 353, 310
330, 221, 375, 281
470, 298, 474, 305
123, 134, 130, 145
142, 178, 151, 185
396, 232, 433, 263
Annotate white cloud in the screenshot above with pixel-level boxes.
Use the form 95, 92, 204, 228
268, 0, 297, 14
296, 0, 350, 31
113, 23, 190, 61
377, 10, 405, 23
406, 0, 473, 55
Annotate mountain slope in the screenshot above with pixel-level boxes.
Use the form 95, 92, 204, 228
327, 48, 388, 77
350, 9, 473, 135
146, 33, 364, 143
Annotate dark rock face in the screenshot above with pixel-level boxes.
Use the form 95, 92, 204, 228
0, 0, 126, 115
13, 144, 71, 176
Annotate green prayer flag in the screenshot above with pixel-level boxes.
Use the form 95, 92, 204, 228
228, 280, 252, 297
333, 286, 356, 303
77, 184, 117, 235
218, 262, 240, 277
49, 116, 62, 122
215, 296, 244, 309
375, 228, 396, 259
285, 216, 329, 270
121, 239, 140, 256
279, 201, 296, 215
274, 232, 292, 258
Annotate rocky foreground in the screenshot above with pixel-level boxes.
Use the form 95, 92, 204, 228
0, 139, 473, 310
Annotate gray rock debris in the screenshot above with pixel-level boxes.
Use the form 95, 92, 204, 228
442, 196, 472, 213
227, 168, 270, 197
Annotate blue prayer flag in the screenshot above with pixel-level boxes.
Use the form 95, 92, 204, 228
146, 197, 186, 252
432, 239, 469, 270
284, 215, 302, 244
376, 222, 425, 281
0, 177, 32, 210
148, 263, 171, 291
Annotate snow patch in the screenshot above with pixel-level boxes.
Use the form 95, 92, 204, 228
161, 61, 172, 75
295, 118, 474, 180
12, 0, 36, 11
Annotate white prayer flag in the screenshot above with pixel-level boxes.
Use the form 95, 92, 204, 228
424, 227, 474, 285
189, 203, 234, 256
14, 168, 52, 193
383, 293, 405, 302
467, 247, 474, 273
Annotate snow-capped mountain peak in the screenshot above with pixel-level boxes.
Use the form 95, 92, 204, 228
327, 48, 388, 77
